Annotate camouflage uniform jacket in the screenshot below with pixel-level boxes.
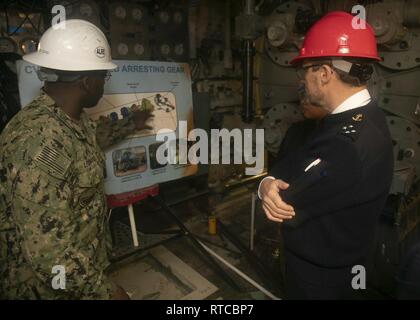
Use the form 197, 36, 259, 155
0, 92, 135, 299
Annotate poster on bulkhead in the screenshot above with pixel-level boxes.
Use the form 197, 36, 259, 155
16, 60, 197, 196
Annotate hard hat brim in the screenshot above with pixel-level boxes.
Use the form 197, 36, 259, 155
290, 54, 382, 66
23, 52, 117, 71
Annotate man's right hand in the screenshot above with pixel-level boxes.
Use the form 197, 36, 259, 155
132, 109, 154, 131
260, 178, 295, 223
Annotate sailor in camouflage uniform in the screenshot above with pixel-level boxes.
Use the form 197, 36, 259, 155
0, 20, 151, 299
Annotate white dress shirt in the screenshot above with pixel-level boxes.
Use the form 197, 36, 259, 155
331, 88, 371, 114
258, 89, 372, 199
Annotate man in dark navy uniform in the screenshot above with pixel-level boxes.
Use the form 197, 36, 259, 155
273, 98, 327, 178
259, 11, 394, 299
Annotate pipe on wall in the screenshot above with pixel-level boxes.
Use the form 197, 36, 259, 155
241, 0, 255, 123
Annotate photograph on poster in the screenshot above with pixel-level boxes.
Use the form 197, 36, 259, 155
112, 146, 147, 177
149, 142, 168, 170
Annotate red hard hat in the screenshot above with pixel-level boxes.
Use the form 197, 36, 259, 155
290, 11, 381, 65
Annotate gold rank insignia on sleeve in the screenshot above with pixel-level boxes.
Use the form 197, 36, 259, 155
352, 114, 363, 122
34, 144, 72, 180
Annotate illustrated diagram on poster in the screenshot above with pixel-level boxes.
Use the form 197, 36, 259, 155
85, 91, 178, 137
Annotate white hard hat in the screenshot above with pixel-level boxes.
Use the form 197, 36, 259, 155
23, 19, 117, 71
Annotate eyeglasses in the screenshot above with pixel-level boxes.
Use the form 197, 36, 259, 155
295, 64, 324, 80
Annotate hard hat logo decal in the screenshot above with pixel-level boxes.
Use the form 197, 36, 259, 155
337, 35, 350, 54
95, 46, 105, 58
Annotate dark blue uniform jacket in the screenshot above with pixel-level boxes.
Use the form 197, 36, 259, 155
269, 101, 394, 268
